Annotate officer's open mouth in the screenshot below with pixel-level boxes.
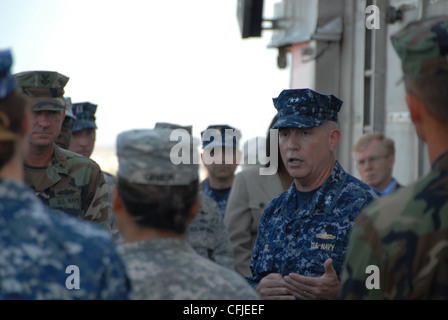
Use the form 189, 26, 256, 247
288, 157, 302, 164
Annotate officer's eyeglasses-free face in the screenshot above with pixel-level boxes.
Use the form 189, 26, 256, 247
355, 154, 389, 169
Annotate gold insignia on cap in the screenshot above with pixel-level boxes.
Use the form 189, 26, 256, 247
315, 232, 336, 240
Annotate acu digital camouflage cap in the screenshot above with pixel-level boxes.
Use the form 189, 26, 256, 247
391, 15, 448, 79
116, 128, 199, 186
72, 102, 97, 132
155, 122, 192, 135
14, 70, 69, 111
272, 88, 343, 129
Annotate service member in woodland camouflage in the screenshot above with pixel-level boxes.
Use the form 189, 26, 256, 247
14, 71, 110, 230
340, 15, 448, 300
0, 50, 130, 299
113, 128, 258, 299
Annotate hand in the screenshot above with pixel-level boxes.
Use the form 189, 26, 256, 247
283, 258, 341, 300
255, 273, 295, 300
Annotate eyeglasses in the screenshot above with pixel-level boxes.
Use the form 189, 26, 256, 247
355, 155, 388, 168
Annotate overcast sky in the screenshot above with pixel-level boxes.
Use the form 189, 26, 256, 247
0, 0, 290, 152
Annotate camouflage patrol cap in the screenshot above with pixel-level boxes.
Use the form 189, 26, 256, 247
72, 102, 97, 132
0, 49, 16, 100
201, 124, 241, 150
0, 49, 19, 141
155, 122, 192, 135
64, 97, 76, 120
272, 88, 343, 129
116, 128, 199, 186
14, 70, 69, 111
391, 15, 448, 79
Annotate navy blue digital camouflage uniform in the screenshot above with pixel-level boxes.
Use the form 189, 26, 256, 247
246, 89, 381, 288
246, 162, 380, 287
0, 178, 130, 299
200, 124, 241, 216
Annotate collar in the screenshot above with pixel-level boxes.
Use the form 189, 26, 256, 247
46, 144, 71, 182
284, 161, 347, 219
431, 150, 448, 171
381, 179, 397, 195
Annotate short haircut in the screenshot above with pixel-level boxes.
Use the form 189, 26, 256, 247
117, 178, 199, 234
405, 72, 448, 123
353, 133, 395, 157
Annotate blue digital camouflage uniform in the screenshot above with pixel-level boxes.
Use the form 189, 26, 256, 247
0, 178, 130, 299
200, 178, 231, 216
340, 15, 448, 300
246, 162, 380, 287
201, 124, 241, 216
246, 88, 381, 288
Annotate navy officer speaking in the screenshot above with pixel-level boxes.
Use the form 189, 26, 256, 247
246, 89, 381, 300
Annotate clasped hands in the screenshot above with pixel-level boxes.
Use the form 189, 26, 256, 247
255, 258, 341, 300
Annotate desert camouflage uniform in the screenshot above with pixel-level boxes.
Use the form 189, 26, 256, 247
117, 237, 258, 300
247, 161, 380, 288
0, 178, 130, 299
24, 145, 110, 230
340, 16, 448, 300
187, 193, 235, 269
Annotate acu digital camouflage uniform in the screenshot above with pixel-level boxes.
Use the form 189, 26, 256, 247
14, 71, 110, 230
247, 89, 381, 288
115, 128, 259, 300
154, 122, 235, 268
187, 193, 235, 270
340, 16, 448, 300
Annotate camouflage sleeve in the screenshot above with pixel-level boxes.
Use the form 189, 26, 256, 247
246, 198, 278, 288
209, 208, 235, 270
83, 165, 111, 231
339, 211, 385, 300
187, 194, 235, 270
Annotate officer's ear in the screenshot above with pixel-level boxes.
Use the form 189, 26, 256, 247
328, 126, 341, 153
406, 93, 425, 140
